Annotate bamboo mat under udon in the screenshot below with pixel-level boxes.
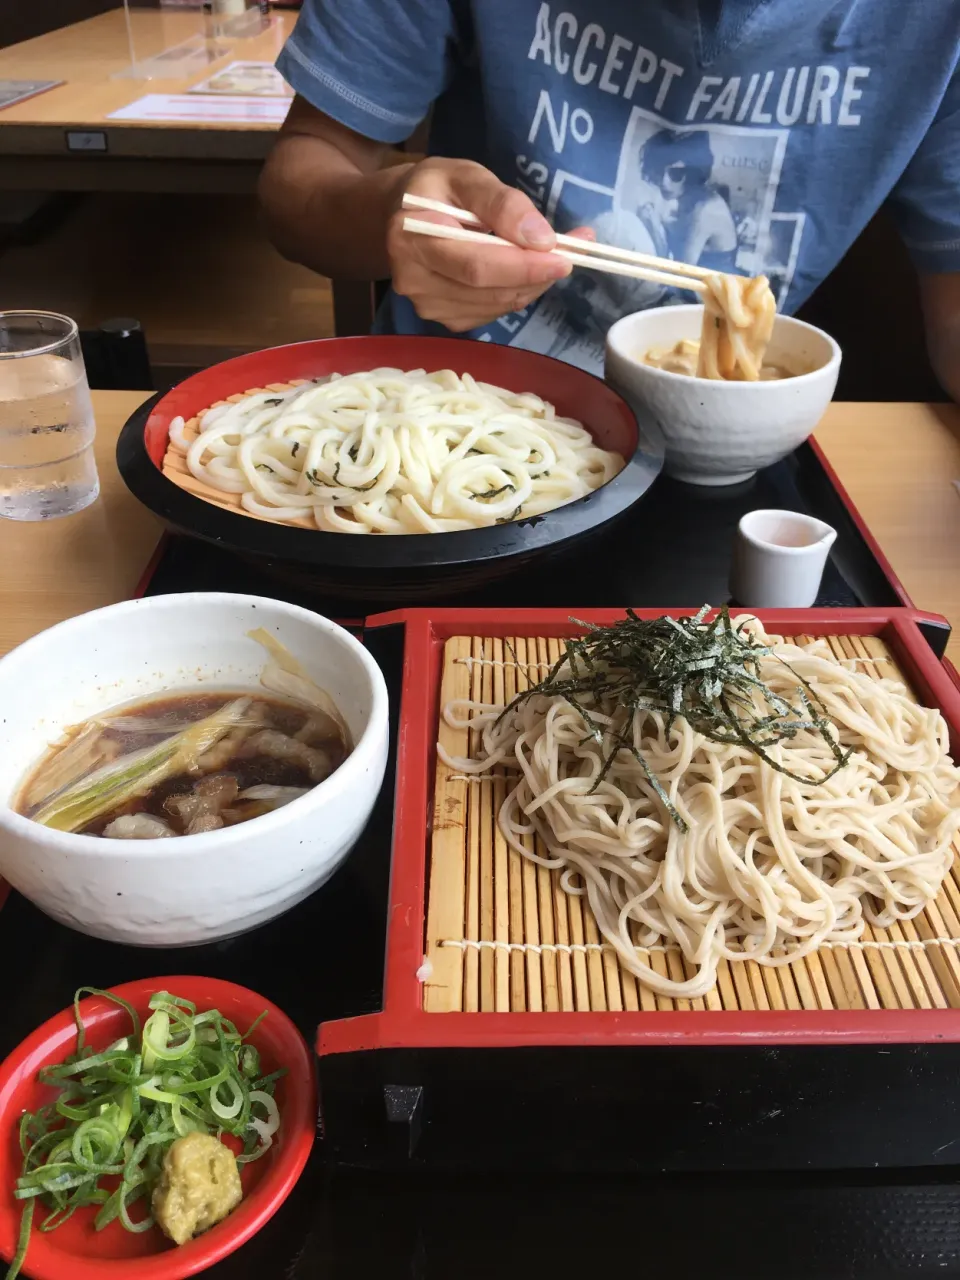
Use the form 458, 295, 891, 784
162, 381, 319, 528
423, 632, 960, 1015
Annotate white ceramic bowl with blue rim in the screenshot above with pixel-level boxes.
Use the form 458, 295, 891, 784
0, 592, 389, 945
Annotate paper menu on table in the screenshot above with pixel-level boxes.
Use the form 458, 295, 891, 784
0, 81, 63, 111
107, 94, 290, 124
188, 61, 291, 96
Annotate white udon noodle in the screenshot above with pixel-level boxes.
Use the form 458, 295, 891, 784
439, 621, 960, 999
643, 273, 780, 382
170, 368, 624, 534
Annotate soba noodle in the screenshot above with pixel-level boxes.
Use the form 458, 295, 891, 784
643, 273, 784, 382
440, 619, 960, 999
170, 368, 623, 534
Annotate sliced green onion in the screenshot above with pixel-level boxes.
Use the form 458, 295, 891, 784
210, 1076, 243, 1120
248, 1091, 280, 1137
5, 988, 285, 1280
137, 1083, 180, 1107
171, 1100, 203, 1138
149, 991, 197, 1016
5, 1196, 33, 1280
71, 1118, 121, 1170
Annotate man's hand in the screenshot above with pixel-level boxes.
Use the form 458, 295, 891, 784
388, 158, 577, 332
259, 100, 591, 330
920, 273, 960, 403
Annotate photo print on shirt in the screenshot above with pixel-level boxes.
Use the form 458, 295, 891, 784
505, 105, 795, 372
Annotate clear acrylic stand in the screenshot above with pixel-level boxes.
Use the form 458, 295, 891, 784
111, 0, 232, 81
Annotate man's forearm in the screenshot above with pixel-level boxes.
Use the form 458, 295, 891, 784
259, 132, 413, 281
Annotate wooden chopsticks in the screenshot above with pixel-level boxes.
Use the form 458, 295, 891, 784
401, 192, 708, 294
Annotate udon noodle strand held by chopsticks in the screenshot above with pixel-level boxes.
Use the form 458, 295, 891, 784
697, 273, 777, 381
643, 272, 781, 381
439, 614, 960, 999
168, 368, 623, 535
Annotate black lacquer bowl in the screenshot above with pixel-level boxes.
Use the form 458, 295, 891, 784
117, 336, 663, 602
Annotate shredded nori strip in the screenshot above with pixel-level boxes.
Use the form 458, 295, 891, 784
496, 505, 523, 524
497, 606, 852, 832
307, 464, 376, 492
472, 484, 515, 501
291, 442, 300, 457
264, 397, 284, 406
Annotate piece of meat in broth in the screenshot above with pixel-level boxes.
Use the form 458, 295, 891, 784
240, 730, 332, 782
103, 813, 176, 839
165, 774, 240, 833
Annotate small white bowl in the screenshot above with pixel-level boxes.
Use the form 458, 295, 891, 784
0, 593, 389, 946
605, 304, 841, 485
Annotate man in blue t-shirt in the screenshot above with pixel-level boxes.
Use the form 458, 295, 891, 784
259, 1, 960, 397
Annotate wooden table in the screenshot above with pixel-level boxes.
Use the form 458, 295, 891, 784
814, 402, 960, 662
0, 391, 160, 657
2, 396, 959, 663
0, 8, 294, 195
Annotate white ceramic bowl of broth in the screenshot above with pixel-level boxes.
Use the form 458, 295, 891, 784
0, 593, 389, 945
605, 305, 841, 485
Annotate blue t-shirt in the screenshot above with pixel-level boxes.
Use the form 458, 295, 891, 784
277, 0, 960, 373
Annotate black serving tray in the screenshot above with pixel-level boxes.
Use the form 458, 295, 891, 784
3, 443, 960, 1278
137, 438, 903, 615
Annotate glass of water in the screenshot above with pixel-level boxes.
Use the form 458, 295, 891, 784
0, 311, 99, 521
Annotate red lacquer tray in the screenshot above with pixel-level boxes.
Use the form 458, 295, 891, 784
319, 606, 960, 1057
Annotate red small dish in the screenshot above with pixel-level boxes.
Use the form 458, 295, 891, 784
0, 977, 316, 1280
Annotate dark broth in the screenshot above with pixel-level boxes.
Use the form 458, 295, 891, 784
18, 691, 349, 838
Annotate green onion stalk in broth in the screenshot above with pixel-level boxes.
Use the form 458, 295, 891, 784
30, 699, 255, 834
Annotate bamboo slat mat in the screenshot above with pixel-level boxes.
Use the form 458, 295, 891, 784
161, 380, 320, 529
423, 632, 960, 1014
